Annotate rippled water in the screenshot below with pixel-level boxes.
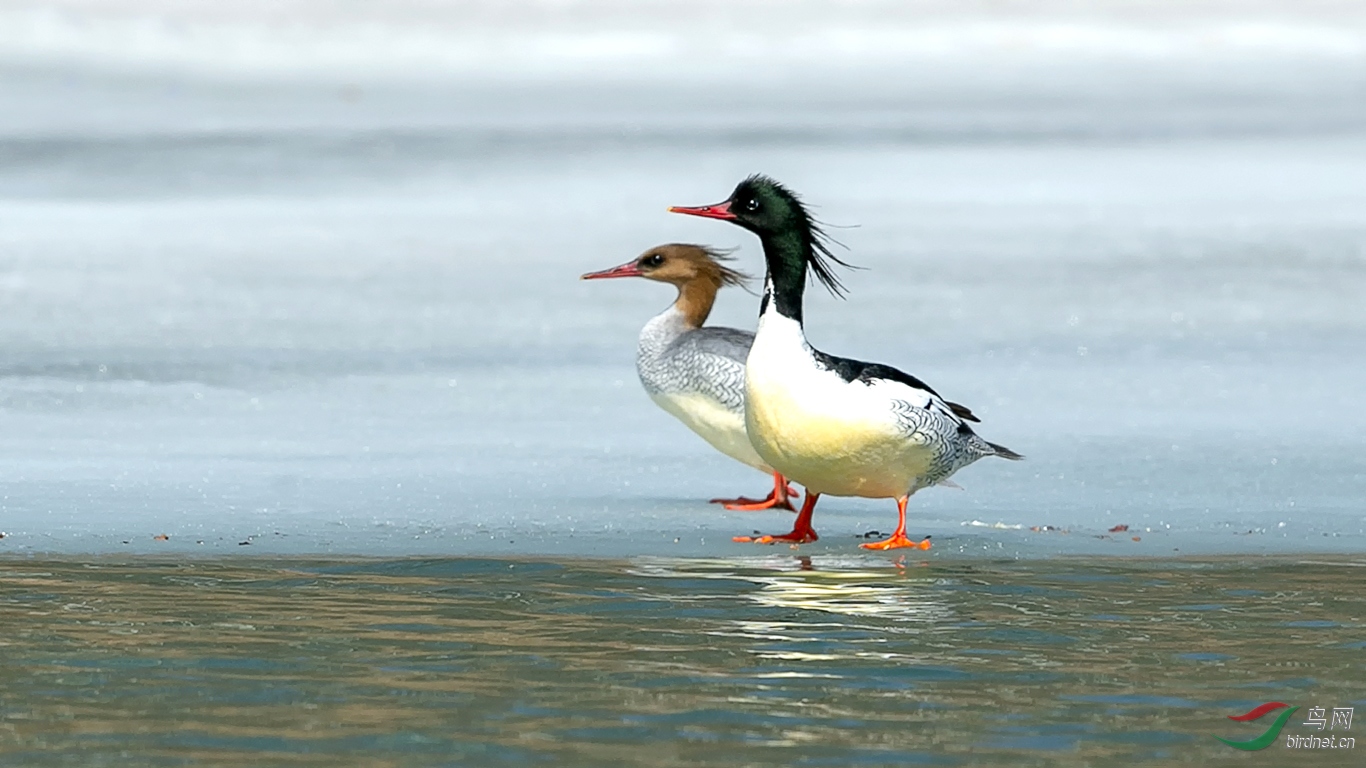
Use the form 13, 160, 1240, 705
2, 555, 1362, 766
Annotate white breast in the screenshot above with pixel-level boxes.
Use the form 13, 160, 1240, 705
636, 305, 771, 474
744, 312, 932, 498
650, 391, 771, 473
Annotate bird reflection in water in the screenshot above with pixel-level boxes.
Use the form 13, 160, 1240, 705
631, 554, 951, 624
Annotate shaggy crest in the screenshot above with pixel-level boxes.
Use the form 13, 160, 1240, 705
694, 245, 751, 289
741, 174, 857, 298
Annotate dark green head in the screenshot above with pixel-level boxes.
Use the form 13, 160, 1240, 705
670, 175, 852, 309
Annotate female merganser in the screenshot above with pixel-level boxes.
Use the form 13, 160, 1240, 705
582, 244, 799, 511
670, 177, 1021, 550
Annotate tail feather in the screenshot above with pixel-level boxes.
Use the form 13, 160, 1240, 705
987, 441, 1024, 461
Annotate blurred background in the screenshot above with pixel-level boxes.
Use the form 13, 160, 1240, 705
1, 1, 1363, 555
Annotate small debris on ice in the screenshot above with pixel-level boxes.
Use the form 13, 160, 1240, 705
1108, 524, 1130, 533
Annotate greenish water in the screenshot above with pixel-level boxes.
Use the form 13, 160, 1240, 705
1, 556, 1362, 767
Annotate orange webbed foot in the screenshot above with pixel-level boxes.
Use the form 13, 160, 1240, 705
734, 491, 819, 544
732, 528, 819, 545
860, 534, 931, 551
709, 477, 799, 512
710, 495, 797, 512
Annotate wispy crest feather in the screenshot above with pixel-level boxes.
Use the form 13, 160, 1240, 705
744, 174, 857, 298
698, 245, 751, 289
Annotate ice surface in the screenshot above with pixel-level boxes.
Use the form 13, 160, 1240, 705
0, 2, 1362, 556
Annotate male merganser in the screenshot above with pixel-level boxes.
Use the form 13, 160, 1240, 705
582, 244, 799, 511
670, 177, 1021, 550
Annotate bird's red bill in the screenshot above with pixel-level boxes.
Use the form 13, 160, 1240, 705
668, 201, 737, 221
580, 261, 644, 280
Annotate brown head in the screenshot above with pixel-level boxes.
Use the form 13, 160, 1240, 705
581, 244, 747, 289
581, 244, 750, 327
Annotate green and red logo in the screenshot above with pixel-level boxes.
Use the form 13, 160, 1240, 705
1217, 702, 1299, 751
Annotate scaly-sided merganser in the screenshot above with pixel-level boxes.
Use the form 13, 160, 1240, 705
670, 177, 1022, 550
582, 244, 799, 511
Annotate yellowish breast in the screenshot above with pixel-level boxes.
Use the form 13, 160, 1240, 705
652, 391, 771, 473
742, 311, 935, 498
745, 365, 930, 498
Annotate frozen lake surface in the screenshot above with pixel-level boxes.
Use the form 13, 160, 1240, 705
1, 2, 1364, 558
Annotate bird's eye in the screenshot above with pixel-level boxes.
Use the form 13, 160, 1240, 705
642, 254, 664, 267
741, 196, 760, 213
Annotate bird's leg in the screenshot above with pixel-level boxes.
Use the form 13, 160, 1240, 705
733, 492, 820, 544
709, 473, 798, 512
860, 495, 932, 551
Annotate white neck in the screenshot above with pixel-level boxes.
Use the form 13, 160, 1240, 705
753, 300, 813, 364
638, 303, 688, 362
